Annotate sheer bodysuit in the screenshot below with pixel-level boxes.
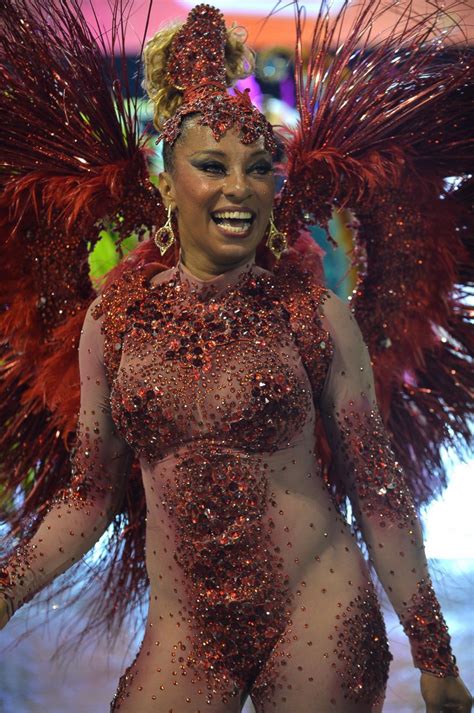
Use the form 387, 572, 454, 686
1, 256, 458, 713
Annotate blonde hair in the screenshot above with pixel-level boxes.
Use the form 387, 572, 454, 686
143, 21, 255, 131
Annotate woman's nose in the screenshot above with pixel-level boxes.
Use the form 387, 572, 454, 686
222, 169, 252, 200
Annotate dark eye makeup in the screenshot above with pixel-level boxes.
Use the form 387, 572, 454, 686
250, 161, 273, 175
193, 161, 226, 174
191, 159, 273, 176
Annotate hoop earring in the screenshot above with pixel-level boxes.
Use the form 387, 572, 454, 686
266, 211, 288, 260
153, 205, 175, 256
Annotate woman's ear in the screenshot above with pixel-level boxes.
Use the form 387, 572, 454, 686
158, 171, 175, 209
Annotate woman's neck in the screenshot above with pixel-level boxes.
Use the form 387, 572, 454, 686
179, 249, 256, 282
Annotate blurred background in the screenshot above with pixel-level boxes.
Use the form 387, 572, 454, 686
79, 0, 474, 50
0, 0, 473, 711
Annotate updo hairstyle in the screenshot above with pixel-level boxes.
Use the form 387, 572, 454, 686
143, 21, 255, 133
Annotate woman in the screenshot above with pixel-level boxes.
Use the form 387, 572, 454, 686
1, 4, 472, 712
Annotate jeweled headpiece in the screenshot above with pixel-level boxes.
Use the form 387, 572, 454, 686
159, 4, 277, 153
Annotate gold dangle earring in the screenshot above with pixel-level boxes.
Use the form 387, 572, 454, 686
153, 204, 175, 256
266, 211, 288, 260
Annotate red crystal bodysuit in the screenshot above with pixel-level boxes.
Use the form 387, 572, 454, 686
1, 256, 458, 713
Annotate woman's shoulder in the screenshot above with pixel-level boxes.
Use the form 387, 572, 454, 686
92, 270, 141, 319
92, 262, 175, 320
273, 249, 330, 310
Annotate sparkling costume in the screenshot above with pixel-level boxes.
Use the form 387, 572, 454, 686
0, 0, 472, 711
2, 256, 458, 711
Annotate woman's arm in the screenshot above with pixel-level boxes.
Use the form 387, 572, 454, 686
0, 300, 132, 623
318, 289, 471, 707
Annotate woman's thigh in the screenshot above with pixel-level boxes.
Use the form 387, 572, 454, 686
110, 617, 244, 713
249, 550, 391, 713
111, 658, 244, 713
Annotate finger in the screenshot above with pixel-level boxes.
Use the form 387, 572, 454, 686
426, 705, 439, 713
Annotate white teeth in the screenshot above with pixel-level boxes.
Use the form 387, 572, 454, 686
212, 210, 254, 235
212, 210, 253, 220
218, 221, 252, 233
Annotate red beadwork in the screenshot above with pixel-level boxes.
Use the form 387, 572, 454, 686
159, 5, 277, 154
401, 578, 459, 678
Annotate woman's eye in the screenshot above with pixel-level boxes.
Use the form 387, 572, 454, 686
193, 161, 272, 175
250, 162, 273, 175
198, 162, 226, 174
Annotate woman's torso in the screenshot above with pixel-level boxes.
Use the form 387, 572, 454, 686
106, 258, 380, 703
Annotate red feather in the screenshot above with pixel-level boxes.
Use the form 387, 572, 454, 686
278, 0, 473, 512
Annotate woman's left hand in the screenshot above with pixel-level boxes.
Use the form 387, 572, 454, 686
421, 672, 472, 712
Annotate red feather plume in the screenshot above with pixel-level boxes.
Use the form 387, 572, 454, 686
0, 0, 164, 641
277, 0, 473, 511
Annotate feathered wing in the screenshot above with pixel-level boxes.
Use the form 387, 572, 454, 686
0, 0, 170, 637
1, 0, 472, 644
276, 0, 473, 510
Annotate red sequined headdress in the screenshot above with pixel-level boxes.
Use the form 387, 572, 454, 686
159, 4, 277, 153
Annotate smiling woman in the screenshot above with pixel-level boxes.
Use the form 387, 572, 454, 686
0, 2, 473, 713
157, 122, 276, 278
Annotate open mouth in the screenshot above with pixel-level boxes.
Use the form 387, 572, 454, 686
211, 210, 255, 235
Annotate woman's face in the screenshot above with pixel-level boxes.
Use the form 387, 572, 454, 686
158, 120, 276, 277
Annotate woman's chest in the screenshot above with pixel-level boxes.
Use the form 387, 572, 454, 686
110, 288, 315, 462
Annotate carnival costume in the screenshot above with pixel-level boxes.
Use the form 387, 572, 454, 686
0, 0, 472, 711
